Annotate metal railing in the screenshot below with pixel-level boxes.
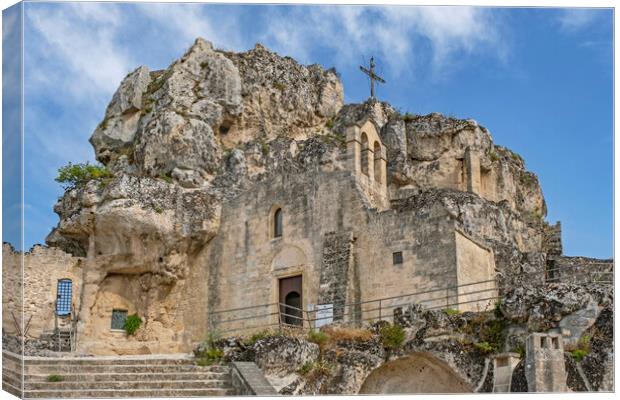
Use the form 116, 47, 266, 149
54, 306, 77, 352
208, 278, 499, 335
207, 263, 613, 337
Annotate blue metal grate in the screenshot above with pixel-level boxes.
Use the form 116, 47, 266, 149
56, 279, 72, 316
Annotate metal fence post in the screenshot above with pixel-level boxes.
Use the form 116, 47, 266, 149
378, 300, 382, 321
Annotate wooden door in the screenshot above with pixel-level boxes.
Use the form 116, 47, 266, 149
279, 275, 302, 326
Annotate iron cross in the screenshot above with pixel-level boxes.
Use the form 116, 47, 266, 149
359, 56, 386, 99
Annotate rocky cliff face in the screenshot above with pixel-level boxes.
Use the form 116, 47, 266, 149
90, 38, 343, 188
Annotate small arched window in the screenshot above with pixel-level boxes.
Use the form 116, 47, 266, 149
56, 279, 72, 316
274, 208, 283, 238
373, 141, 382, 183
360, 132, 369, 176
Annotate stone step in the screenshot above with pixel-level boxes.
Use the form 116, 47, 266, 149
2, 373, 22, 389
25, 379, 231, 391
23, 387, 234, 398
3, 351, 23, 362
24, 371, 228, 382
23, 357, 197, 366
3, 380, 22, 397
3, 351, 237, 397
24, 364, 228, 374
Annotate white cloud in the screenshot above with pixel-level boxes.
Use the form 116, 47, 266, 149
25, 3, 134, 100
557, 8, 599, 33
136, 3, 245, 52
259, 6, 505, 78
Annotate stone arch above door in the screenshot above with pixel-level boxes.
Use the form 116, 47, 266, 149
358, 352, 473, 394
271, 245, 308, 271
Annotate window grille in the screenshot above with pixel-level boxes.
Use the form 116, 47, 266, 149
393, 251, 403, 265
56, 279, 72, 316
111, 309, 128, 330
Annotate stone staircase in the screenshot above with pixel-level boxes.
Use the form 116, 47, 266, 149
2, 351, 235, 398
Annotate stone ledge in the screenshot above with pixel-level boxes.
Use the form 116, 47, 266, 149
231, 361, 278, 395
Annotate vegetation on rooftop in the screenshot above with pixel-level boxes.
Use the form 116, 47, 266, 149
55, 162, 113, 190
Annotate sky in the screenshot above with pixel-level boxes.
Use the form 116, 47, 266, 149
2, 2, 614, 258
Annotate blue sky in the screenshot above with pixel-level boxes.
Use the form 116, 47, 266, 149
3, 3, 613, 258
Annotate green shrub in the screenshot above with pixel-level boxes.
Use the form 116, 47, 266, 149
273, 82, 286, 91
159, 174, 173, 184
379, 323, 405, 350
578, 335, 591, 351
474, 341, 494, 353
298, 361, 314, 375
489, 150, 499, 162
307, 330, 329, 347
325, 118, 334, 129
320, 133, 346, 147
243, 329, 281, 346
569, 334, 591, 362
205, 330, 221, 348
260, 141, 269, 156
197, 347, 224, 366
197, 331, 224, 366
494, 300, 503, 319
444, 308, 460, 316
480, 319, 506, 353
509, 150, 524, 164
513, 343, 526, 359
298, 360, 331, 378
402, 113, 415, 123
47, 374, 63, 382
570, 349, 588, 362
55, 162, 113, 190
124, 314, 142, 335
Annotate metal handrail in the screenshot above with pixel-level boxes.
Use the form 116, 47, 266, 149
211, 281, 501, 333
208, 263, 613, 335
209, 301, 278, 315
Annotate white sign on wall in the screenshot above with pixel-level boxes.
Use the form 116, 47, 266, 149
315, 304, 333, 328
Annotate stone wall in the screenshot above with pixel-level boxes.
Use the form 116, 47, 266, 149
547, 256, 613, 285
206, 167, 498, 334
206, 170, 358, 333
2, 244, 22, 337
317, 231, 355, 322
2, 244, 82, 338
455, 230, 497, 312
354, 200, 459, 314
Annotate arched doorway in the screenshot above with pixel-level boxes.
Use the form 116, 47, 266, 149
284, 291, 302, 325
359, 353, 472, 394
279, 275, 303, 327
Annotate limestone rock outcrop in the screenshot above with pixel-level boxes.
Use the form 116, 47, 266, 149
90, 38, 343, 187
41, 37, 606, 361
